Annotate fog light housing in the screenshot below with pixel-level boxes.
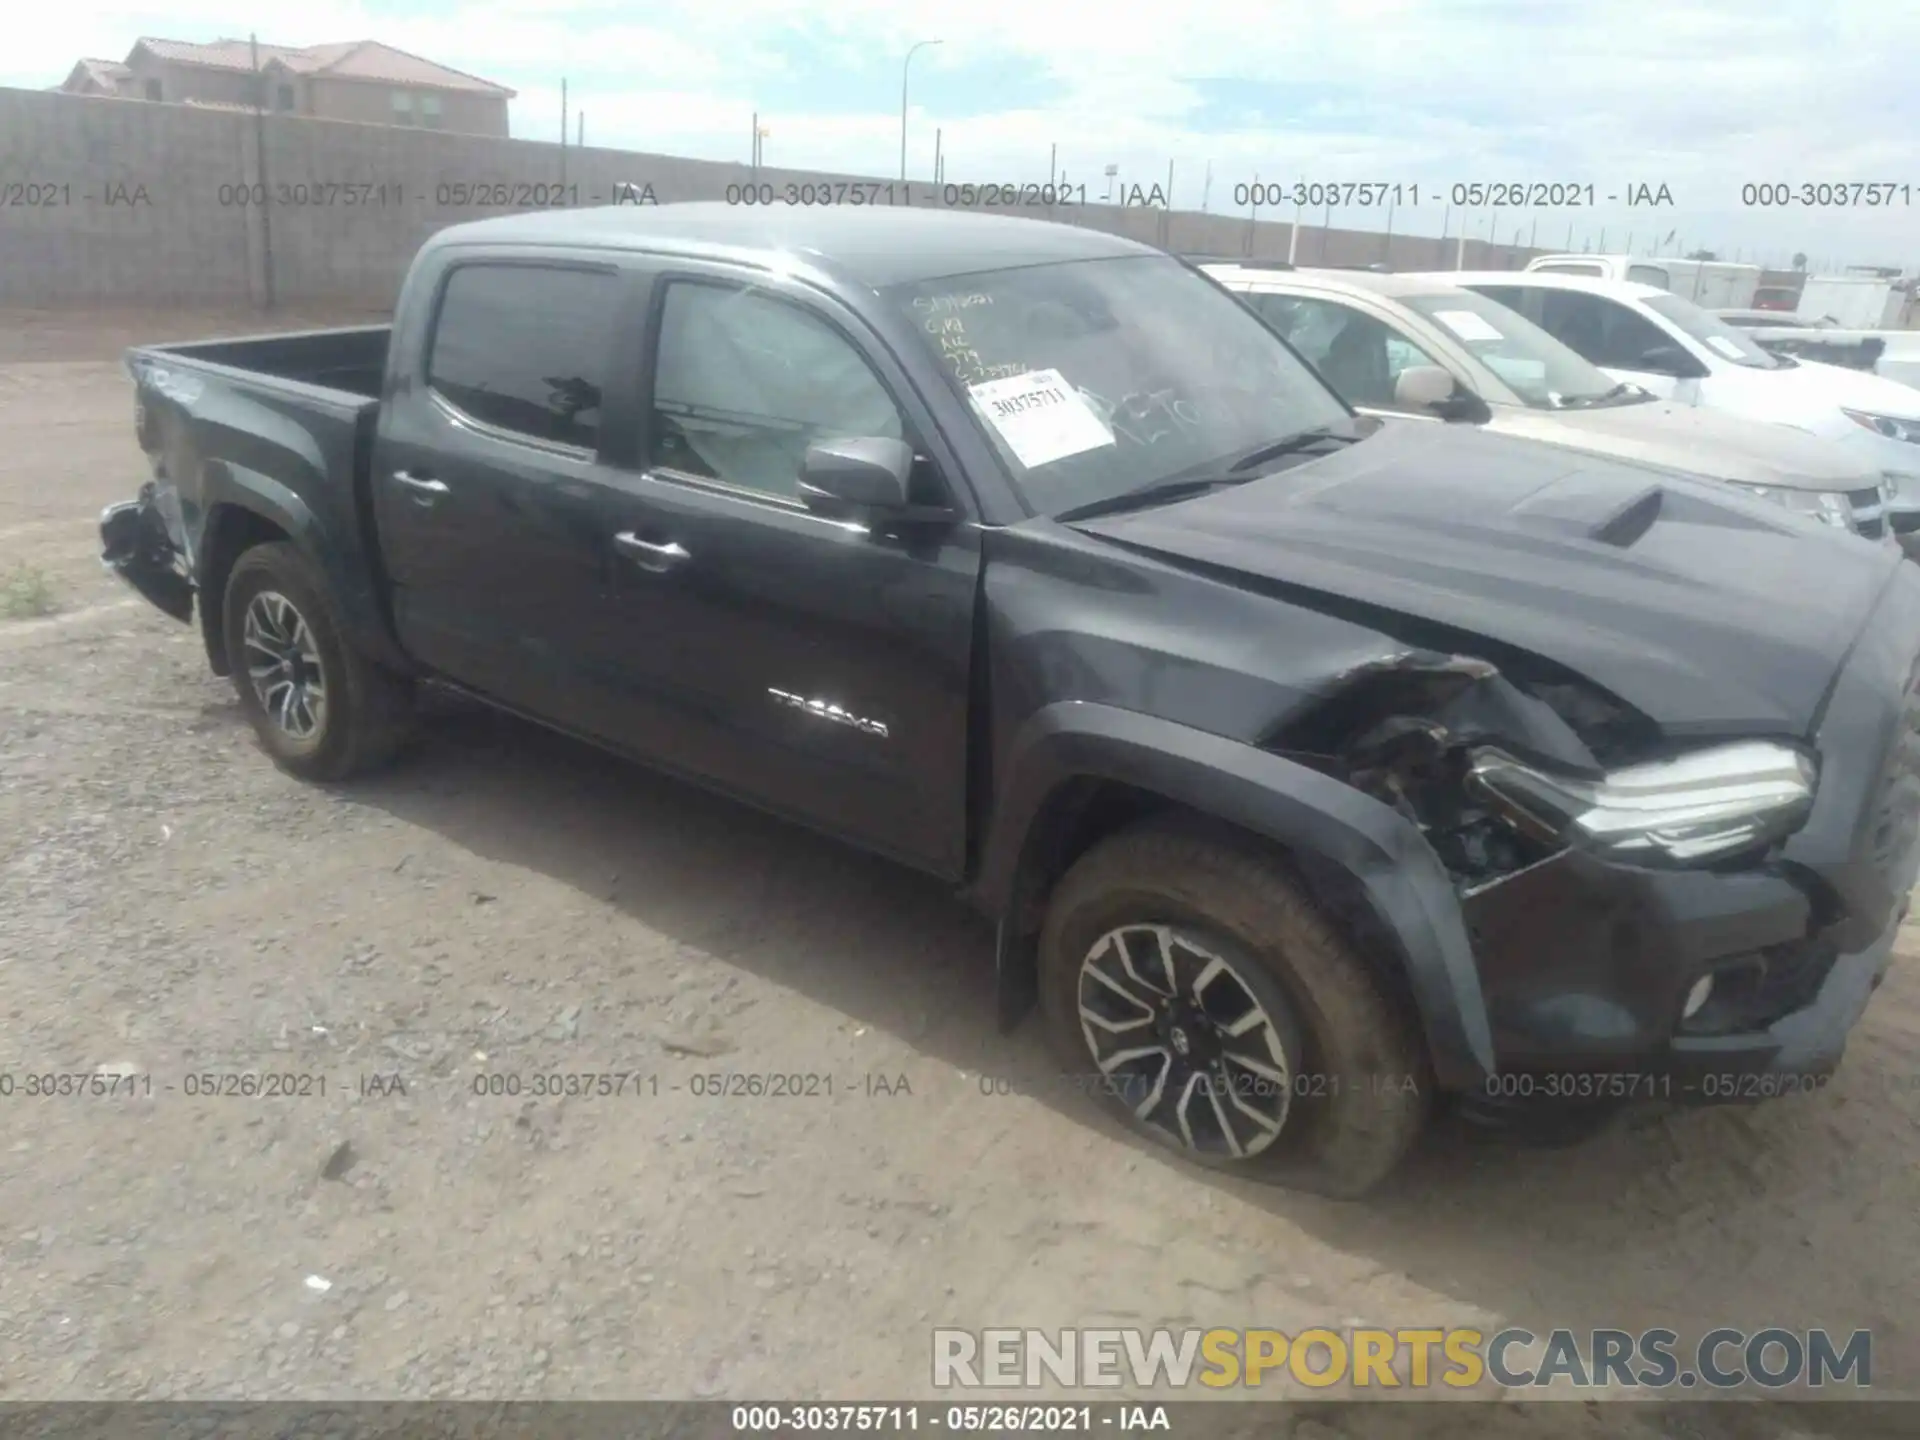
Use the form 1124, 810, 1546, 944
1682, 974, 1714, 1020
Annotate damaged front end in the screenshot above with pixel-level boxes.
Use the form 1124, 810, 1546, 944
1270, 649, 1849, 1104
1272, 649, 1666, 892
1274, 648, 1818, 892
100, 483, 194, 623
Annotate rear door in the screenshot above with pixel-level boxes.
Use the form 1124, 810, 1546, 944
372, 254, 632, 725
583, 264, 983, 876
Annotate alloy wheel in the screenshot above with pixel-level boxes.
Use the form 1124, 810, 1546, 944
1077, 923, 1295, 1157
242, 590, 327, 741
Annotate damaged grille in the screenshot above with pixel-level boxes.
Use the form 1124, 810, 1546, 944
1848, 486, 1887, 538
1867, 648, 1920, 890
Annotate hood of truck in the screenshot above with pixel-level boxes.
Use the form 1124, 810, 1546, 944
1074, 421, 1900, 738
1489, 398, 1881, 492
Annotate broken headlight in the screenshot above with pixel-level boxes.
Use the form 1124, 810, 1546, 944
1466, 741, 1816, 864
1724, 483, 1855, 531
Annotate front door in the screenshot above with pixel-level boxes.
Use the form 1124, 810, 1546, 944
587, 270, 982, 877
1246, 291, 1462, 417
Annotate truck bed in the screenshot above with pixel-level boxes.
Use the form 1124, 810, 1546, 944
138, 325, 391, 399
123, 325, 398, 680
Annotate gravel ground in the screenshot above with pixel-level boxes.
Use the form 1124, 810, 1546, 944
1, 311, 1917, 1433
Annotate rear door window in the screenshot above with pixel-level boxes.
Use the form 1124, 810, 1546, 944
427, 263, 620, 450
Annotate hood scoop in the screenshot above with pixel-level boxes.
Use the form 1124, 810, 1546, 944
1508, 471, 1665, 548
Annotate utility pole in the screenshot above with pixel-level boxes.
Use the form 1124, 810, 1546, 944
560, 78, 568, 186
249, 33, 274, 310
1201, 161, 1212, 213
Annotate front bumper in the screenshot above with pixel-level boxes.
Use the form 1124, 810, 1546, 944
100, 487, 193, 623
1458, 563, 1920, 1101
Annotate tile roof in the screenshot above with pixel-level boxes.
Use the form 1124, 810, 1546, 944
129, 37, 514, 96
67, 57, 132, 89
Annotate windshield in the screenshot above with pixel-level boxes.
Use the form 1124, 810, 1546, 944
1641, 293, 1784, 369
884, 255, 1351, 516
1399, 289, 1626, 409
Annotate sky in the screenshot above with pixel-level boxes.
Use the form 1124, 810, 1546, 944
9, 0, 1918, 271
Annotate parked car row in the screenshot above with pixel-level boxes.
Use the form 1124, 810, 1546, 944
101, 205, 1920, 1195
1420, 271, 1920, 552
1201, 261, 1901, 545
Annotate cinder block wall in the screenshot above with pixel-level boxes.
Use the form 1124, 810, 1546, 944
0, 87, 1542, 307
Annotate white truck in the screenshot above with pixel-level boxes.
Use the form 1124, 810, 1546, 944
1524, 254, 1761, 310
1795, 275, 1912, 330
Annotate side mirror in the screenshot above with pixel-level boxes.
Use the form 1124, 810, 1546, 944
1394, 364, 1458, 409
798, 437, 960, 526
798, 436, 913, 511
1396, 365, 1491, 424
1636, 343, 1701, 378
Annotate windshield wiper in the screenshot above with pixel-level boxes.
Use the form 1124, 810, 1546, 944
1054, 475, 1259, 522
1054, 425, 1361, 522
1225, 425, 1358, 472
1556, 381, 1641, 410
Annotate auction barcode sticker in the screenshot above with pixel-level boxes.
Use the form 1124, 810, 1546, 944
967, 368, 1115, 469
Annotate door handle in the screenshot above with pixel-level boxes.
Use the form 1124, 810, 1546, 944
392, 470, 449, 499
613, 531, 690, 573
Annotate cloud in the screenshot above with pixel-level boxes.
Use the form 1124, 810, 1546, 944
7, 0, 1916, 266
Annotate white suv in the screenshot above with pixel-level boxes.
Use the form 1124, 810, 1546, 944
1420, 271, 1920, 517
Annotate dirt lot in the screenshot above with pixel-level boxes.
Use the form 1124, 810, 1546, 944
1, 310, 1917, 1433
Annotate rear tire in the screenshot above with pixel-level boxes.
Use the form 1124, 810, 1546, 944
222, 542, 415, 781
1038, 820, 1431, 1198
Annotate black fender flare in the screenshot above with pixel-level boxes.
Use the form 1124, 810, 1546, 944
197, 463, 411, 676
975, 701, 1496, 1090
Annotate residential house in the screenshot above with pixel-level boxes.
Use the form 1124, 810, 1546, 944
58, 37, 514, 136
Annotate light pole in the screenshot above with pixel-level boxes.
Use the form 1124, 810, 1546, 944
900, 39, 942, 182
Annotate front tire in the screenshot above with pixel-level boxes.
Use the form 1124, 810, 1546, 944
222, 542, 414, 781
1038, 821, 1431, 1197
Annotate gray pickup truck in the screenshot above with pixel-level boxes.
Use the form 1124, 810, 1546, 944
101, 205, 1920, 1194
